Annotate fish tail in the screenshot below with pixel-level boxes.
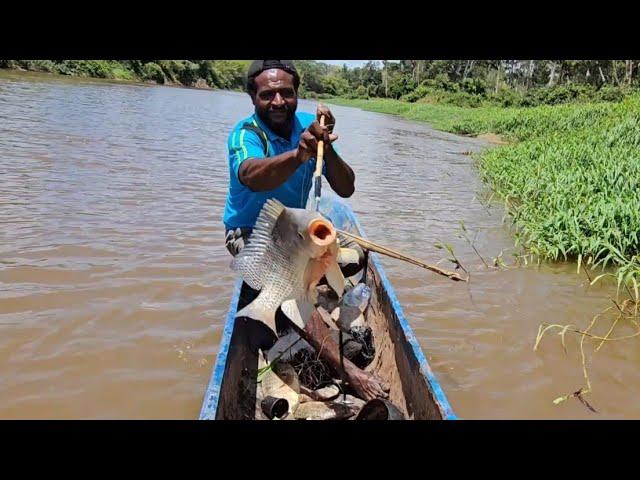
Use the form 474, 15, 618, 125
281, 299, 315, 330
236, 297, 277, 334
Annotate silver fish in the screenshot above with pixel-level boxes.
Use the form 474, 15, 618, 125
232, 199, 346, 334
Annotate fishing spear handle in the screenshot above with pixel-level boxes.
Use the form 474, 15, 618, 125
313, 114, 326, 178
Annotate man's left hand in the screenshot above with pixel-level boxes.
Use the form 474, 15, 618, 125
317, 103, 336, 134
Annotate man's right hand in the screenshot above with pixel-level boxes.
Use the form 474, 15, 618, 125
295, 121, 339, 164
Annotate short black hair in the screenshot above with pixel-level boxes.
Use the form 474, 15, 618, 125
246, 60, 300, 96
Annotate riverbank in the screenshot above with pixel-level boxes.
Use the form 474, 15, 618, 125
327, 96, 640, 291
0, 66, 216, 92
0, 60, 248, 91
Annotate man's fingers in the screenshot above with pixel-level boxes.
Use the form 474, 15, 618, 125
317, 103, 333, 119
308, 123, 337, 144
308, 121, 323, 137
298, 132, 318, 159
302, 131, 318, 148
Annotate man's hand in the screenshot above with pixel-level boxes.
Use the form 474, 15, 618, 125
295, 120, 339, 164
317, 102, 336, 134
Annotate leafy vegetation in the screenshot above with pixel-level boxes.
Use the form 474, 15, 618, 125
0, 60, 251, 90
328, 94, 640, 291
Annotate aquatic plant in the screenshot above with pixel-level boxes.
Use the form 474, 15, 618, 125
329, 95, 640, 291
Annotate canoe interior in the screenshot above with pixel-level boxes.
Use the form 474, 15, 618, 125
199, 194, 456, 420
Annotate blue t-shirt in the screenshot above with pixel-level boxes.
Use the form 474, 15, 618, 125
222, 111, 330, 230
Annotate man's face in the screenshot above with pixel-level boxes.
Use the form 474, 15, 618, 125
252, 68, 297, 131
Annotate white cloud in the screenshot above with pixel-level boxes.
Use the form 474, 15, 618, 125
318, 60, 375, 68
318, 60, 401, 69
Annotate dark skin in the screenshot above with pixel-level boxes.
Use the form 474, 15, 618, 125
239, 68, 355, 197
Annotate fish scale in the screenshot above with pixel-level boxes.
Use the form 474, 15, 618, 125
251, 248, 307, 314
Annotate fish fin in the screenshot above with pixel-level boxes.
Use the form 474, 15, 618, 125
307, 285, 319, 305
281, 299, 315, 330
325, 261, 345, 298
236, 297, 277, 334
230, 199, 285, 290
337, 247, 360, 265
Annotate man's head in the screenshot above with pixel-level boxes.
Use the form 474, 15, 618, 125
246, 60, 300, 134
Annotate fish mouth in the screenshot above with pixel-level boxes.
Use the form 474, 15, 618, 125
307, 219, 336, 247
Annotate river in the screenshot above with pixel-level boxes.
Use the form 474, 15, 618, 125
1, 70, 638, 419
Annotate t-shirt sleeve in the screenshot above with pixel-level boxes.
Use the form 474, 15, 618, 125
228, 128, 267, 178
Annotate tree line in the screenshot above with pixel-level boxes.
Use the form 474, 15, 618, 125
2, 59, 638, 107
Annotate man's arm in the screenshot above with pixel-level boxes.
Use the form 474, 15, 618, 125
314, 103, 354, 198
239, 151, 302, 192
237, 107, 355, 196
324, 143, 355, 198
239, 122, 350, 193
301, 118, 355, 198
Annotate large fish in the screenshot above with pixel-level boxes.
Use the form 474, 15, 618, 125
232, 199, 352, 334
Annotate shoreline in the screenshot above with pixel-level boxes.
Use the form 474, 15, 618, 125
324, 97, 512, 145
0, 67, 229, 92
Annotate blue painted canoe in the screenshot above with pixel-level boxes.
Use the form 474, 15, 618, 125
199, 194, 456, 420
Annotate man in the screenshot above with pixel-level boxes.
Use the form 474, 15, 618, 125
223, 60, 354, 251
223, 60, 388, 400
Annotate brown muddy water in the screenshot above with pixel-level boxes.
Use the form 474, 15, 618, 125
1, 70, 639, 419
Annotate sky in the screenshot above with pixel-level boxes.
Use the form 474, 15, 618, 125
319, 60, 400, 68
319, 60, 375, 68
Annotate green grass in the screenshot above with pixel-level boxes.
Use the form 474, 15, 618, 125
328, 97, 508, 132
328, 96, 640, 293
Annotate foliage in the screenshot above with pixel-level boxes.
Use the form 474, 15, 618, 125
3, 59, 638, 105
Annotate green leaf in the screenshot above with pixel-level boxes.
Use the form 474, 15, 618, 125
445, 243, 455, 255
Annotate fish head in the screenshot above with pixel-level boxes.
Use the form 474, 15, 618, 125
306, 216, 338, 257
276, 208, 338, 259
